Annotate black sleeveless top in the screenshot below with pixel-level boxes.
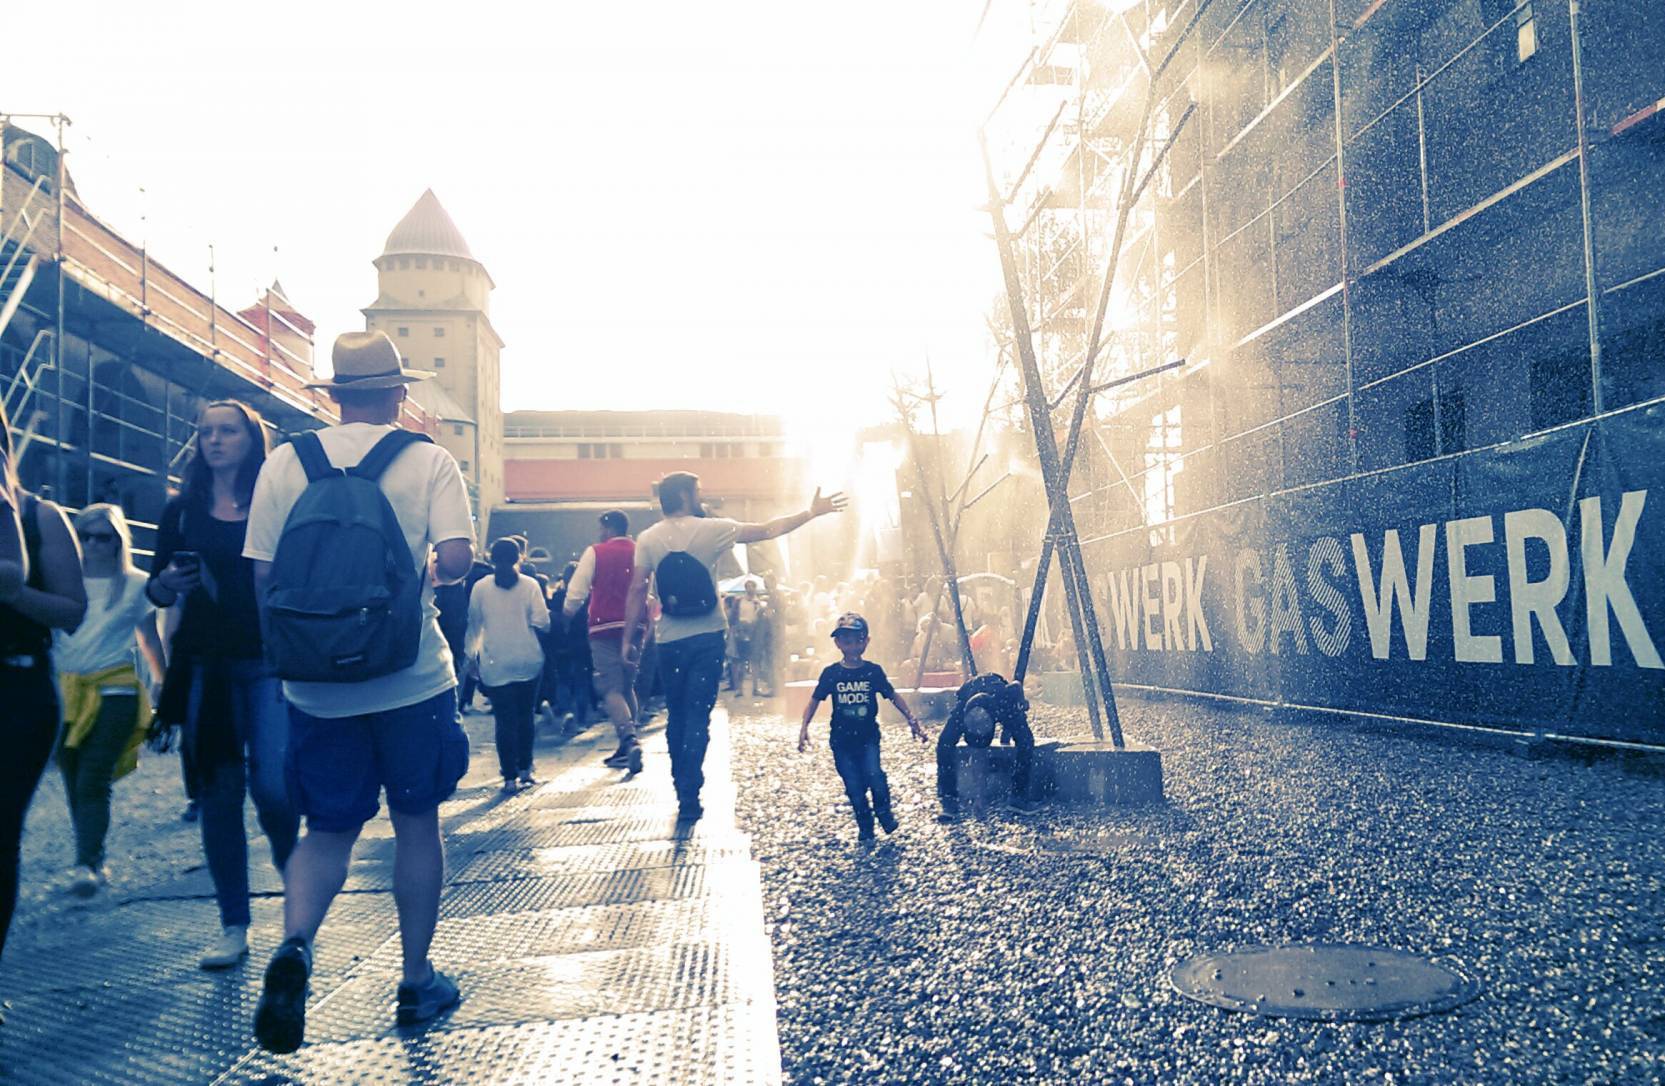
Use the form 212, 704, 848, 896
0, 494, 51, 658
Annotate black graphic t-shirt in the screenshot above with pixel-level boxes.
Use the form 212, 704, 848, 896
813, 660, 896, 748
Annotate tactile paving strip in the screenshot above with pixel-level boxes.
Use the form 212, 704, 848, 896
445, 837, 753, 887
463, 813, 740, 850
215, 1004, 782, 1086
360, 897, 757, 973
439, 866, 759, 919
301, 940, 747, 1043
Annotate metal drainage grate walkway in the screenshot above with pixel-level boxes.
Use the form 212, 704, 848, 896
0, 712, 782, 1085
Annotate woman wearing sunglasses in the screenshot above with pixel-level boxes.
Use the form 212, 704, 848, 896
146, 400, 297, 969
53, 505, 166, 898
0, 401, 87, 965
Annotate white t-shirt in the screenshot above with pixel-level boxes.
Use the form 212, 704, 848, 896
466, 574, 550, 687
54, 570, 154, 675
633, 515, 740, 644
244, 423, 475, 718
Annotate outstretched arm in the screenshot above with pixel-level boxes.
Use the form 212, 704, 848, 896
735, 488, 847, 545
889, 691, 929, 743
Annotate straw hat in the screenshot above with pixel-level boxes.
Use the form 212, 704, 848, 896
307, 331, 434, 390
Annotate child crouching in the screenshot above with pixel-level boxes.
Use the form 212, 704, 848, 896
797, 612, 928, 841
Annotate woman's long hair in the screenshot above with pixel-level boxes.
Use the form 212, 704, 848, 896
73, 504, 136, 609
182, 399, 270, 509
490, 537, 522, 589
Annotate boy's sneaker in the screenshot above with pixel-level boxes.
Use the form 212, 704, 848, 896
396, 967, 461, 1027
602, 745, 631, 768
625, 741, 643, 777
876, 810, 899, 835
67, 865, 103, 898
517, 772, 539, 789
253, 936, 312, 1053
857, 827, 877, 844
200, 925, 249, 970
677, 800, 703, 823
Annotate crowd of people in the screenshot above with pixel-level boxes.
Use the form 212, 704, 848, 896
0, 326, 1081, 1051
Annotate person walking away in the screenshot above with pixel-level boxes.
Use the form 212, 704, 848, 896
562, 510, 642, 774
146, 400, 298, 970
797, 613, 927, 842
622, 471, 845, 822
734, 580, 764, 697
467, 538, 550, 792
245, 332, 474, 1050
55, 505, 165, 898
456, 556, 493, 714
0, 407, 87, 967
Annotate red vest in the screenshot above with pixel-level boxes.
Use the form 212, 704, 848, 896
587, 536, 635, 638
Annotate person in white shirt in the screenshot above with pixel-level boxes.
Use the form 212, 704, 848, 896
54, 504, 165, 899
467, 537, 551, 792
243, 331, 475, 1052
621, 471, 845, 821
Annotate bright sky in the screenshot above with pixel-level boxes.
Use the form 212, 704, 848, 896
3, 0, 1035, 435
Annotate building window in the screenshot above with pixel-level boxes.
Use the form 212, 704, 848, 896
460, 459, 470, 472
434, 327, 445, 338
453, 424, 464, 436
397, 327, 409, 337
415, 257, 428, 269
1143, 406, 1183, 526
577, 443, 624, 459
1515, 3, 1538, 63
434, 357, 446, 368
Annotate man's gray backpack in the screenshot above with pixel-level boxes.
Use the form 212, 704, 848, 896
263, 429, 431, 682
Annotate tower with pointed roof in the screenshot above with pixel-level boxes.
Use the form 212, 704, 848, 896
363, 189, 504, 515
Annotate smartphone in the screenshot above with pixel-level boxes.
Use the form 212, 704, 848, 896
172, 550, 201, 569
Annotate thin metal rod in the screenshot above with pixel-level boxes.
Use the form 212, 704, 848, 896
963, 473, 1010, 511
894, 385, 975, 676
1005, 99, 1070, 207
1088, 357, 1186, 395
980, 131, 1117, 744
1568, 0, 1604, 414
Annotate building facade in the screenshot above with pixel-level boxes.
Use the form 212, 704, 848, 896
364, 190, 505, 515
0, 119, 435, 562
494, 410, 806, 569
984, 0, 1664, 744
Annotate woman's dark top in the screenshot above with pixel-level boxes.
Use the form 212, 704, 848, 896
0, 494, 49, 658
148, 495, 262, 660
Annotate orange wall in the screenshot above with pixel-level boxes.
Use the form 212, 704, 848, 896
504, 456, 805, 502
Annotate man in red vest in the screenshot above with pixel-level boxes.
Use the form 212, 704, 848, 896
563, 510, 642, 775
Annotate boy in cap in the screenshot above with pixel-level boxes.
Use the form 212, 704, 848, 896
797, 613, 928, 842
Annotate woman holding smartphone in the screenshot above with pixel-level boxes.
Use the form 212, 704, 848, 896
147, 400, 297, 970
0, 401, 87, 965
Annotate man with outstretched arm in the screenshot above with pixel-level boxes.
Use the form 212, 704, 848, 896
621, 471, 845, 822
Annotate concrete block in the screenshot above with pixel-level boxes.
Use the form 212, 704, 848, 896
951, 742, 1062, 806
1043, 739, 1165, 805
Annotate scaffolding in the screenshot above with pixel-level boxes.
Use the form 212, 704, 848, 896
984, 0, 1665, 545
0, 114, 437, 561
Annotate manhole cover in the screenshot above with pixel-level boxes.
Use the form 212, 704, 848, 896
1170, 944, 1480, 1022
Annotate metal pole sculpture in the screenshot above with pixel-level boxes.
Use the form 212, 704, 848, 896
893, 378, 977, 679
981, 3, 1211, 748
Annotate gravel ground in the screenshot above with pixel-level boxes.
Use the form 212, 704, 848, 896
729, 695, 1664, 1085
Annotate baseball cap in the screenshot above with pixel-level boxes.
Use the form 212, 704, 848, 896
831, 612, 869, 638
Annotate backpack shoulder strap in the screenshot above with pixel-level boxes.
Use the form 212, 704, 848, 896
291, 432, 340, 484
350, 429, 434, 482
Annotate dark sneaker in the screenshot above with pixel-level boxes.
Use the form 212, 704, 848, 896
936, 798, 961, 824
625, 741, 643, 778
397, 968, 461, 1027
602, 746, 631, 768
181, 801, 199, 823
857, 827, 877, 843
677, 801, 703, 823
877, 810, 899, 834
517, 772, 538, 789
253, 937, 311, 1054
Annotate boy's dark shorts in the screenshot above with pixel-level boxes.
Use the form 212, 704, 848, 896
286, 688, 468, 832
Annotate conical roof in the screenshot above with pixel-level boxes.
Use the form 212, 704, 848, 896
381, 189, 475, 261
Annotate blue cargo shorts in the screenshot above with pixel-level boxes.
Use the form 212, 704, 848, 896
286, 689, 469, 832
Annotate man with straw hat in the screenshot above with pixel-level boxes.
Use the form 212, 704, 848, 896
244, 330, 477, 1051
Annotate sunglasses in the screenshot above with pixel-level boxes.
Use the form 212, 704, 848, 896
78, 531, 117, 543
